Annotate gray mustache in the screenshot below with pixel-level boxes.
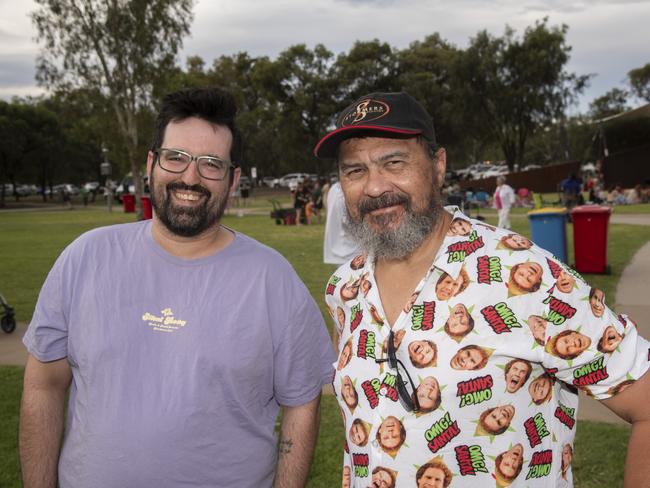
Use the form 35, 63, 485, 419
359, 193, 409, 216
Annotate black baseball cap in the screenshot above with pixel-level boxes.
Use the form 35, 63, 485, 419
313, 91, 436, 159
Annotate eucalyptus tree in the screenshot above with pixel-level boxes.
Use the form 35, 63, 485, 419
457, 19, 589, 170
32, 0, 194, 217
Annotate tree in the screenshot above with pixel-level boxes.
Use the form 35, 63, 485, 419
334, 40, 400, 104
589, 88, 629, 119
274, 44, 339, 174
396, 34, 475, 165
32, 0, 194, 218
0, 108, 29, 206
209, 52, 290, 176
628, 62, 650, 102
457, 19, 589, 170
0, 100, 63, 206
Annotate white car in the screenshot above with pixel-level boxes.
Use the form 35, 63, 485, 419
52, 184, 80, 196
261, 176, 277, 187
83, 181, 100, 192
481, 166, 509, 178
277, 173, 310, 191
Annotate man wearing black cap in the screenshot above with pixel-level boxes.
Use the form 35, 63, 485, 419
317, 92, 650, 487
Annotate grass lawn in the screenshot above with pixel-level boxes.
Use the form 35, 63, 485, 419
1, 202, 648, 487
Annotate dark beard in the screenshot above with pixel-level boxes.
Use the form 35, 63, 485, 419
343, 190, 443, 260
149, 170, 229, 237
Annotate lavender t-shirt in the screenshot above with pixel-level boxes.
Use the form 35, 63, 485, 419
24, 221, 335, 488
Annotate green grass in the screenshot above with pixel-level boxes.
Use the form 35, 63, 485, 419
573, 420, 630, 487
0, 367, 23, 488
1, 203, 648, 487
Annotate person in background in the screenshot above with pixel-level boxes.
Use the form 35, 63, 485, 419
307, 178, 324, 224
323, 181, 360, 264
516, 186, 532, 207
560, 173, 582, 210
80, 185, 89, 207
493, 175, 515, 229
293, 180, 311, 225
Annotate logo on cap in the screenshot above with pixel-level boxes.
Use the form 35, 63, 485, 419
341, 99, 390, 126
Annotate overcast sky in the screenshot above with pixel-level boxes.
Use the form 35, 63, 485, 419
1, 0, 648, 113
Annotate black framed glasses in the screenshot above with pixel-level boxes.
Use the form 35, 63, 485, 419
376, 330, 420, 412
155, 148, 234, 181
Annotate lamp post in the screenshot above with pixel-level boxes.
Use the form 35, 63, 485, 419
100, 146, 113, 213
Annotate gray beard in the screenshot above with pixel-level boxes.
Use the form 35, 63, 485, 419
150, 170, 229, 238
343, 191, 443, 260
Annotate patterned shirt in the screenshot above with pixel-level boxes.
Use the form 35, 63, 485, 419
325, 208, 650, 488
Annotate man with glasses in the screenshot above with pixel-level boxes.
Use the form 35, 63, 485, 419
20, 87, 335, 488
316, 92, 650, 487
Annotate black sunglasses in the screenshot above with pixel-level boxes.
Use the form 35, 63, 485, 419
375, 330, 420, 412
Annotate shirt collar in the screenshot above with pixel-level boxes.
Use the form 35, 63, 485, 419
363, 205, 472, 281
429, 206, 469, 280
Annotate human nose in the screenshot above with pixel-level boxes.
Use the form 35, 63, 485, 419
362, 166, 393, 198
179, 158, 203, 185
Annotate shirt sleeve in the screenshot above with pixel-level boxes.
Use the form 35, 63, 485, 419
540, 282, 650, 400
273, 292, 336, 406
23, 249, 70, 362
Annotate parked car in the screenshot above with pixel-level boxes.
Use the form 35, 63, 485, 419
52, 184, 80, 196
261, 176, 277, 187
115, 174, 149, 201
83, 181, 100, 192
16, 184, 38, 196
276, 173, 310, 190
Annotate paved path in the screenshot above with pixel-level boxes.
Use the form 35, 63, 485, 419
2, 213, 649, 424
0, 322, 28, 366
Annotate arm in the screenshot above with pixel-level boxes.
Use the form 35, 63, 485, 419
19, 354, 72, 488
601, 368, 650, 488
273, 394, 321, 488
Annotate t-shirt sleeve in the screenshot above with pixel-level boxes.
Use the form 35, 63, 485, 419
273, 292, 336, 406
23, 249, 70, 362
541, 283, 650, 401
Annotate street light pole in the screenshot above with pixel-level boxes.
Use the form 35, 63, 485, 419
100, 146, 113, 213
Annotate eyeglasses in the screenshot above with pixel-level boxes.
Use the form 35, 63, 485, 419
375, 330, 420, 412
155, 148, 234, 181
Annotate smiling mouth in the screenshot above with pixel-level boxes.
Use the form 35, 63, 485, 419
173, 190, 203, 202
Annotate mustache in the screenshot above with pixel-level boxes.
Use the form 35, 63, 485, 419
166, 182, 211, 198
358, 193, 409, 217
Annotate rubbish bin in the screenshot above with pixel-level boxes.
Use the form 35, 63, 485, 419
527, 207, 568, 263
141, 196, 152, 220
122, 194, 135, 213
571, 205, 612, 274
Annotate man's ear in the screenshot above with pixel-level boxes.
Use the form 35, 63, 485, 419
146, 150, 155, 179
231, 167, 241, 192
434, 147, 447, 186
225, 167, 242, 209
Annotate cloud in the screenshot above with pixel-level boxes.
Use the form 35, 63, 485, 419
0, 55, 37, 87
0, 28, 24, 43
333, 0, 398, 6
1, 0, 649, 110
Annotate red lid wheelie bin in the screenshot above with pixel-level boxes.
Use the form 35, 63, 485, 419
141, 196, 152, 220
122, 194, 135, 213
571, 205, 612, 274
